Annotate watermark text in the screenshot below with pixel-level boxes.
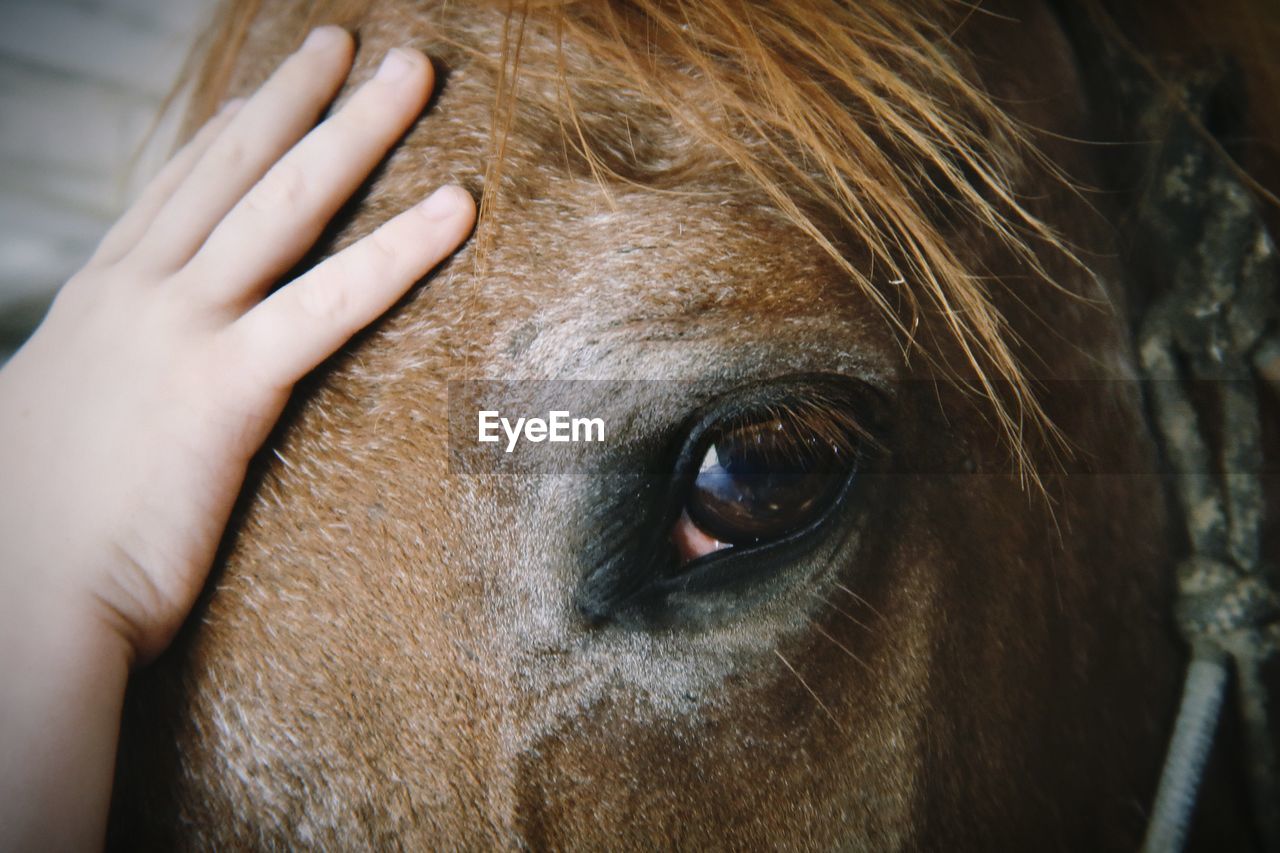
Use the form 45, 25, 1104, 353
477, 410, 605, 453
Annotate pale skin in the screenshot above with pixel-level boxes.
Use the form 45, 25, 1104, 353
0, 26, 475, 849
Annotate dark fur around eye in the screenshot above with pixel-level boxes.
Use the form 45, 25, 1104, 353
575, 374, 889, 627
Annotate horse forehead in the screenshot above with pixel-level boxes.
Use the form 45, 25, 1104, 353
339, 162, 896, 385
471, 200, 880, 358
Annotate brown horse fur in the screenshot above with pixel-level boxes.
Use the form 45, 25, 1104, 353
110, 0, 1276, 848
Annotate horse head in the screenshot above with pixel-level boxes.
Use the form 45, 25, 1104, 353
112, 1, 1278, 847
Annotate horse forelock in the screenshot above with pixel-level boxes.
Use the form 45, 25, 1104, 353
177, 0, 1108, 486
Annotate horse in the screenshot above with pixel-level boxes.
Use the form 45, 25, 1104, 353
108, 0, 1280, 848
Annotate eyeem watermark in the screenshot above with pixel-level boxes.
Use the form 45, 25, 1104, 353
478, 410, 605, 453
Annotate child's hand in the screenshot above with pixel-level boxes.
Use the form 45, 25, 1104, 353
0, 27, 474, 847
0, 26, 475, 663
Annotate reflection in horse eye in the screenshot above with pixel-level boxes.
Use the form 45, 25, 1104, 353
672, 412, 856, 563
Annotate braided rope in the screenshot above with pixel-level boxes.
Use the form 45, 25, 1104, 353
1135, 66, 1280, 853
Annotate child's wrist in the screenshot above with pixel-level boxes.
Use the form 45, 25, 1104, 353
2, 556, 136, 667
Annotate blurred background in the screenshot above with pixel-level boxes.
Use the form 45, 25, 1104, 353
0, 0, 216, 361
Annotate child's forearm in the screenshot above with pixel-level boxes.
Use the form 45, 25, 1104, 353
0, 585, 130, 850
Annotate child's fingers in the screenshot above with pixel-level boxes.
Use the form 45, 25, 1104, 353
185, 48, 435, 309
86, 100, 244, 271
225, 186, 475, 390
125, 26, 355, 274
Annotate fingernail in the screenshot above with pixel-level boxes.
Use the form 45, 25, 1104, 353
417, 186, 466, 220
375, 48, 417, 83
301, 25, 344, 53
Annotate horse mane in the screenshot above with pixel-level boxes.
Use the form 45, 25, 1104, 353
172, 0, 1279, 484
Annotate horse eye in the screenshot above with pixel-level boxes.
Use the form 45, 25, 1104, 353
672, 413, 856, 561
577, 384, 880, 619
